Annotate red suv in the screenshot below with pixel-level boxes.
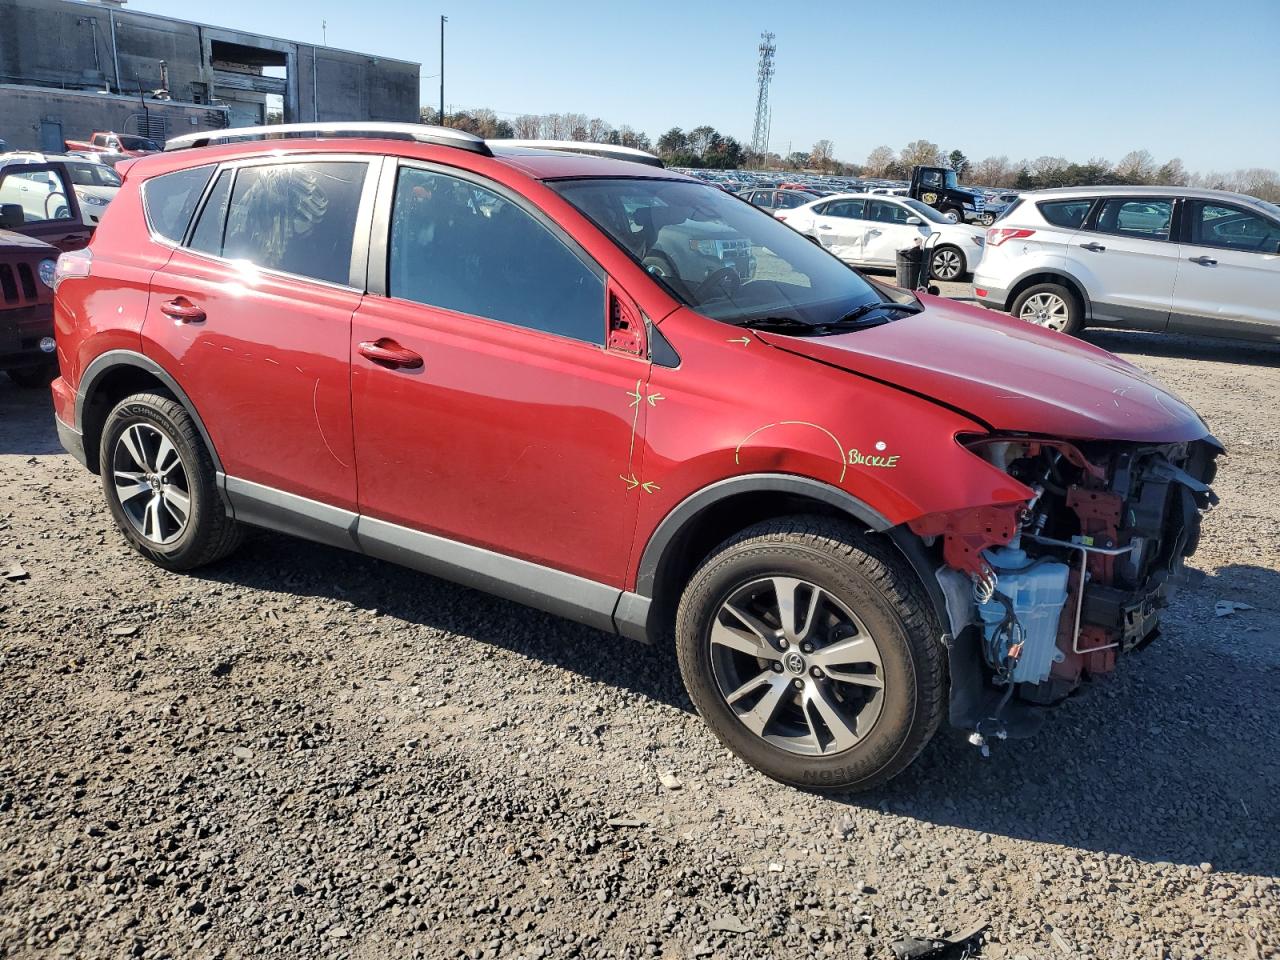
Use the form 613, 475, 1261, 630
50, 124, 1220, 791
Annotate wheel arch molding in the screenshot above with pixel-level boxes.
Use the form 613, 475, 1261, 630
626, 474, 949, 645
75, 349, 224, 477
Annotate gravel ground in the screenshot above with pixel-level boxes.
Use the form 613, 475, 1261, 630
1, 300, 1277, 959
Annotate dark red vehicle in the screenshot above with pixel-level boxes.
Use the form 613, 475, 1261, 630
50, 124, 1219, 791
0, 162, 91, 386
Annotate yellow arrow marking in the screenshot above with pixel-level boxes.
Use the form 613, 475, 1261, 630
619, 473, 640, 490
727, 336, 751, 345
640, 481, 661, 494
646, 391, 665, 406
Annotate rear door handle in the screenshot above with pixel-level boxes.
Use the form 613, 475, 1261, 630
1079, 242, 1106, 252
1188, 255, 1217, 266
359, 338, 423, 370
160, 297, 205, 323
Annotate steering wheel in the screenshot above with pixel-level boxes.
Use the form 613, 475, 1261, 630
44, 191, 68, 220
694, 267, 742, 302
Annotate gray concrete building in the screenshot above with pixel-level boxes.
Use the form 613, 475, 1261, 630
0, 0, 420, 151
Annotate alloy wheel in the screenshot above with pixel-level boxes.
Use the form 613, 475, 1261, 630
932, 248, 962, 281
1019, 292, 1070, 331
708, 576, 885, 757
111, 423, 192, 545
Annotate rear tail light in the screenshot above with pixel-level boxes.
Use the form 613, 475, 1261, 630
986, 227, 1035, 247
775, 214, 788, 222
53, 248, 92, 291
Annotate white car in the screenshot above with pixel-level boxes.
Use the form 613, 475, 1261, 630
783, 193, 987, 281
0, 153, 120, 225
973, 185, 1280, 341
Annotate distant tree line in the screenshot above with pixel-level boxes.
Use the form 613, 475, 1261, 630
420, 109, 1279, 202
861, 140, 1280, 201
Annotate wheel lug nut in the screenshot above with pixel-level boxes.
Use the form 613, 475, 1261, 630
792, 679, 804, 689
778, 639, 788, 649
801, 643, 813, 653
772, 662, 783, 673
810, 667, 822, 678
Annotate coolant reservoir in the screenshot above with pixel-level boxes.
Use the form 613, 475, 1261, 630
978, 545, 1071, 685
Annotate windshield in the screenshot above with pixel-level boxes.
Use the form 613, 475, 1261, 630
118, 136, 159, 151
549, 177, 881, 326
901, 198, 952, 224
65, 162, 121, 187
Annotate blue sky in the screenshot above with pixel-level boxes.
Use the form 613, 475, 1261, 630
130, 0, 1279, 173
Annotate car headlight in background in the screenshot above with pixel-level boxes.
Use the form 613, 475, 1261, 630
81, 194, 110, 207
38, 258, 56, 287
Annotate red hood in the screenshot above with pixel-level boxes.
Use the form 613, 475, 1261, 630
759, 295, 1208, 443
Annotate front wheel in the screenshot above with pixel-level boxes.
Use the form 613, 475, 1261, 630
100, 391, 243, 571
930, 244, 966, 281
675, 517, 945, 792
1011, 281, 1082, 335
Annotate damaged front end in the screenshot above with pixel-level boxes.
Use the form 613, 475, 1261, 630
908, 433, 1222, 748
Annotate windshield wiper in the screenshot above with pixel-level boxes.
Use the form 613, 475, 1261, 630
733, 315, 814, 332
832, 300, 924, 325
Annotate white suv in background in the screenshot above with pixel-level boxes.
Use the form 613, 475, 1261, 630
783, 193, 986, 281
973, 186, 1280, 341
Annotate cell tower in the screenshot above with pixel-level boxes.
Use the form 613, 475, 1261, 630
750, 32, 776, 155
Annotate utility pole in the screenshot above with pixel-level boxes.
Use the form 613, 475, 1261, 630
439, 15, 447, 124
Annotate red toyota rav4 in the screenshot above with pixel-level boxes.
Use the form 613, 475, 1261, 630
50, 124, 1220, 791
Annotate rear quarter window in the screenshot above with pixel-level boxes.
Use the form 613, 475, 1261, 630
1037, 199, 1094, 230
142, 165, 215, 243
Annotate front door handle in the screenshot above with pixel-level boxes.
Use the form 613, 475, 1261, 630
818, 224, 832, 230
1079, 242, 1107, 252
160, 297, 205, 323
1188, 255, 1217, 266
359, 338, 423, 370
868, 229, 881, 236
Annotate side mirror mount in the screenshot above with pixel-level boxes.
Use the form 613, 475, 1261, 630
905, 216, 923, 226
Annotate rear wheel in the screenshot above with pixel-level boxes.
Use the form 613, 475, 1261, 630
930, 244, 966, 281
100, 391, 243, 571
5, 363, 56, 389
675, 517, 944, 792
942, 207, 965, 223
1011, 281, 1082, 335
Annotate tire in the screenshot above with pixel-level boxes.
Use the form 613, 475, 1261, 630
675, 516, 945, 793
641, 253, 678, 280
99, 391, 243, 571
5, 363, 56, 389
929, 244, 966, 282
942, 207, 965, 224
1010, 281, 1083, 335
977, 213, 995, 227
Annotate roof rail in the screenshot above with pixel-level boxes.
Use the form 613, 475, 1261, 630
164, 122, 493, 156
489, 139, 664, 168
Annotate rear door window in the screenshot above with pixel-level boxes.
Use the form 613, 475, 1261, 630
1092, 198, 1174, 241
143, 165, 215, 242
187, 161, 368, 285
1036, 199, 1093, 230
823, 199, 866, 219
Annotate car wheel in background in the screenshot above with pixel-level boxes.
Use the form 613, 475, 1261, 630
943, 207, 965, 223
977, 212, 995, 226
930, 245, 966, 281
1011, 282, 1082, 335
5, 363, 57, 389
100, 391, 243, 571
642, 253, 678, 280
675, 517, 944, 792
